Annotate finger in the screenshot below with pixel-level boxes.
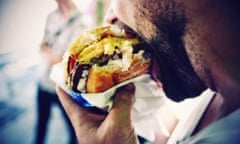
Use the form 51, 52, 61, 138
108, 83, 135, 125
57, 86, 108, 143
56, 86, 87, 124
56, 87, 106, 125
113, 83, 135, 109
99, 83, 137, 143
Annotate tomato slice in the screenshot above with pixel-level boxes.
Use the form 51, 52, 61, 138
67, 55, 76, 74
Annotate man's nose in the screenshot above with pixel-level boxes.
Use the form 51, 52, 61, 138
104, 7, 119, 25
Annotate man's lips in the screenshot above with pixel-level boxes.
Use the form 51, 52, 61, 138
124, 28, 138, 37
116, 23, 140, 38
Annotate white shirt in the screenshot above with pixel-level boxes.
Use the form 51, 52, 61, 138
167, 89, 215, 144
178, 108, 240, 144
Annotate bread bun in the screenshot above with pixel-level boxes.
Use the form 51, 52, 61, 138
86, 65, 115, 93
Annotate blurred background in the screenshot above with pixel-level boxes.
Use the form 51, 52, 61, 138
0, 0, 108, 143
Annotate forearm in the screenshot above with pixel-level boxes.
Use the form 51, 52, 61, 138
39, 42, 63, 65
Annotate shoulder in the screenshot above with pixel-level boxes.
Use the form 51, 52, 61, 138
46, 9, 60, 22
178, 109, 240, 144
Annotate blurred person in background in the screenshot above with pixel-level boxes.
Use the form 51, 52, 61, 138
33, 0, 89, 143
84, 0, 110, 26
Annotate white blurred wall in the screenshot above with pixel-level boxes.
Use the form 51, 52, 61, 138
0, 0, 91, 54
0, 0, 57, 54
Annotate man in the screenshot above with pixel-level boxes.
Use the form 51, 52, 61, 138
56, 0, 240, 143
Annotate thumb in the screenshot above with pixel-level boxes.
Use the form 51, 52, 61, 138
108, 83, 135, 124
56, 86, 88, 127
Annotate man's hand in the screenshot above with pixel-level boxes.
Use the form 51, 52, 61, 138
56, 84, 139, 144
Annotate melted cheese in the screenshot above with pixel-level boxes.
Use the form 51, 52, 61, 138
76, 36, 139, 63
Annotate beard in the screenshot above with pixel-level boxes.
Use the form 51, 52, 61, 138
128, 1, 208, 101
149, 33, 207, 102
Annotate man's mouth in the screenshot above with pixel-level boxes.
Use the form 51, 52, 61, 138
114, 23, 207, 102
116, 23, 140, 38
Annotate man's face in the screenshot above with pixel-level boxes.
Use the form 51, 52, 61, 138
106, 0, 207, 101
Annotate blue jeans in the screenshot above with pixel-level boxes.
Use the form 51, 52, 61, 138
34, 86, 77, 144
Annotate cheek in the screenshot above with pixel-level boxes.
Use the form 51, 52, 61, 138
184, 31, 214, 88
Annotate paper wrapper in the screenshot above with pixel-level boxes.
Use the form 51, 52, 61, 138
50, 63, 168, 142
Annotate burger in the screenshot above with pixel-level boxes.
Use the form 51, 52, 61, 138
63, 25, 151, 93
